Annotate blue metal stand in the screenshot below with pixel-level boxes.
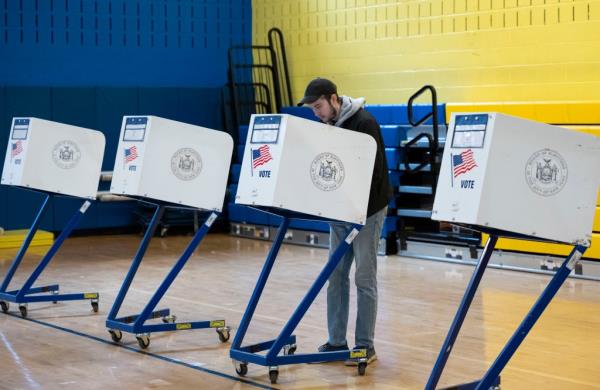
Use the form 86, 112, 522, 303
230, 208, 368, 385
0, 191, 99, 318
105, 202, 229, 349
426, 234, 588, 390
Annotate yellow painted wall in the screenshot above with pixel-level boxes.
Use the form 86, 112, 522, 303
253, 0, 600, 104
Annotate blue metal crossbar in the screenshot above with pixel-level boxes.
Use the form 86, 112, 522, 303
105, 201, 229, 349
426, 234, 588, 390
0, 190, 99, 318
230, 207, 368, 384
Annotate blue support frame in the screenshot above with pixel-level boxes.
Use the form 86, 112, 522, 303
105, 201, 229, 349
230, 207, 369, 384
0, 190, 99, 318
426, 234, 588, 390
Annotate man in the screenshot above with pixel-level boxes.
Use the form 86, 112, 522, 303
298, 77, 393, 365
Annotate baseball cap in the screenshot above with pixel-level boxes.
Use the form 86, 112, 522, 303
297, 78, 337, 106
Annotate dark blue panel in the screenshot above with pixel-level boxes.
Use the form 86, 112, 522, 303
94, 200, 138, 228
230, 163, 241, 183
288, 219, 329, 233
52, 196, 98, 230
3, 187, 54, 230
236, 144, 244, 163
96, 87, 139, 171
177, 88, 222, 129
238, 125, 249, 143
138, 88, 180, 119
51, 87, 96, 128
4, 87, 52, 120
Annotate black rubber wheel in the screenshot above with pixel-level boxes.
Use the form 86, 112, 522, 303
217, 328, 230, 343
284, 344, 297, 355
136, 335, 150, 349
235, 363, 248, 376
91, 301, 99, 313
18, 305, 27, 318
269, 369, 279, 384
0, 301, 8, 313
109, 329, 122, 343
358, 362, 367, 376
52, 291, 58, 304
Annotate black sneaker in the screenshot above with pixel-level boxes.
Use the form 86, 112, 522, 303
345, 345, 377, 366
318, 342, 349, 353
307, 342, 349, 364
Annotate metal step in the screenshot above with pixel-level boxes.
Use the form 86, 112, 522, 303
398, 163, 432, 172
397, 209, 432, 218
402, 137, 446, 148
398, 185, 433, 195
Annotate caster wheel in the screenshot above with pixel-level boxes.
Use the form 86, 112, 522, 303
18, 304, 27, 318
216, 326, 230, 343
108, 329, 122, 343
91, 300, 99, 313
162, 314, 177, 324
358, 362, 367, 376
283, 343, 297, 355
269, 367, 279, 384
0, 301, 8, 313
233, 360, 248, 376
136, 334, 150, 349
52, 290, 59, 304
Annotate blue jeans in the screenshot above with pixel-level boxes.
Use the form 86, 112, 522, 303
327, 206, 387, 348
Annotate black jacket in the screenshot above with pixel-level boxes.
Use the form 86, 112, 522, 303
339, 108, 393, 217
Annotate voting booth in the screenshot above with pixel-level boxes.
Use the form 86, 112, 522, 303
0, 118, 105, 317
106, 116, 233, 349
426, 113, 600, 390
110, 115, 231, 211
236, 114, 376, 224
230, 114, 377, 383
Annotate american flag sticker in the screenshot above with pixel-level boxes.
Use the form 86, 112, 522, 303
252, 145, 273, 168
11, 140, 23, 158
124, 146, 138, 163
452, 149, 477, 178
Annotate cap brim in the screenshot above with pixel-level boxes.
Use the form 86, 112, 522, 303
297, 95, 319, 106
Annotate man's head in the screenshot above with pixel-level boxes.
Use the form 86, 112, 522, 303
297, 77, 341, 123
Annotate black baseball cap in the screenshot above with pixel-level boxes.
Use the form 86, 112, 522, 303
297, 77, 337, 106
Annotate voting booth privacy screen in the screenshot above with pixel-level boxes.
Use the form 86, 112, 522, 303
1, 117, 105, 199
235, 114, 376, 225
432, 112, 600, 244
111, 116, 233, 211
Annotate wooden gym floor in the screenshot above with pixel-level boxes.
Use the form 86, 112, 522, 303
0, 233, 599, 389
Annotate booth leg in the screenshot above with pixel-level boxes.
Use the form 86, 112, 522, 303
475, 245, 587, 390
426, 235, 498, 390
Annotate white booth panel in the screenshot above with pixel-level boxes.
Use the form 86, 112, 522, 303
236, 114, 376, 225
110, 116, 233, 211
1, 117, 105, 199
432, 113, 600, 244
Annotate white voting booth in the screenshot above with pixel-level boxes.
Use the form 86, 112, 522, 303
1, 117, 105, 199
427, 112, 600, 390
0, 118, 105, 318
106, 115, 234, 349
111, 115, 233, 210
432, 112, 600, 244
235, 114, 376, 224
231, 114, 378, 383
